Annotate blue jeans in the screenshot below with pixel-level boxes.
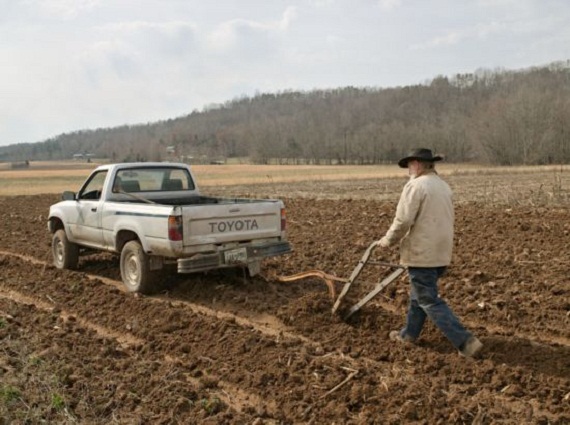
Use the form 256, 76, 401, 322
399, 267, 472, 349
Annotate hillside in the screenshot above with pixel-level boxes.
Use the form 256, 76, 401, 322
2, 60, 570, 166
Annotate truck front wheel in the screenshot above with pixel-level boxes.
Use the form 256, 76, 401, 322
52, 229, 79, 270
120, 240, 155, 294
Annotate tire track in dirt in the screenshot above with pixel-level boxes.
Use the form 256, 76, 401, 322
0, 288, 144, 348
4, 245, 570, 389
20, 252, 550, 421
158, 296, 311, 344
0, 295, 262, 422
0, 250, 409, 374
0, 249, 373, 357
4, 248, 569, 350
0, 249, 125, 289
0, 275, 277, 417
3, 249, 569, 423
1, 253, 393, 421
0, 250, 316, 344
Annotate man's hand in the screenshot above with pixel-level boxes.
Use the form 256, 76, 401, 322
378, 236, 390, 248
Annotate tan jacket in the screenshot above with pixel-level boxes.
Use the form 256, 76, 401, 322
380, 172, 454, 267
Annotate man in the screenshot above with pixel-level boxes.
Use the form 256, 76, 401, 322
378, 148, 483, 358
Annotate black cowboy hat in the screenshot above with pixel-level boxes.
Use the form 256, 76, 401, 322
398, 148, 443, 168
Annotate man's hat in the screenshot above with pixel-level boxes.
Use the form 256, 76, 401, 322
398, 148, 443, 168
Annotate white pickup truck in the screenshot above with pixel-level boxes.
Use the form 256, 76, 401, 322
47, 162, 292, 293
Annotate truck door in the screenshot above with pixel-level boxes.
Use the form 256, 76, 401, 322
69, 170, 107, 248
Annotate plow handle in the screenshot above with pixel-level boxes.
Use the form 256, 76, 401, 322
331, 241, 380, 314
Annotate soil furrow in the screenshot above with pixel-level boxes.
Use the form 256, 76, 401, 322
2, 251, 569, 423
0, 296, 255, 423
0, 288, 145, 347
0, 285, 283, 417
0, 255, 380, 422
1, 193, 569, 423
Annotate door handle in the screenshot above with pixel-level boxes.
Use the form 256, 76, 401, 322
91, 208, 97, 212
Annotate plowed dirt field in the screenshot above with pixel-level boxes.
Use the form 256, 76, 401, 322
1, 174, 569, 424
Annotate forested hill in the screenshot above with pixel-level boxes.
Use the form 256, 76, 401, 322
2, 60, 570, 166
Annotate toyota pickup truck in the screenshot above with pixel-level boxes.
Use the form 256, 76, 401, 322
47, 162, 292, 293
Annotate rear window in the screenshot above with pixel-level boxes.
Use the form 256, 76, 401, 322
112, 167, 195, 193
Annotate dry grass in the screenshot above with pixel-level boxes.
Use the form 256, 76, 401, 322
1, 160, 569, 200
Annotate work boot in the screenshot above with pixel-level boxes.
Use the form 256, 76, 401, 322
389, 330, 415, 345
459, 336, 483, 358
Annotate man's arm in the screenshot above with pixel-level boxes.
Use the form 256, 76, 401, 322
379, 182, 422, 247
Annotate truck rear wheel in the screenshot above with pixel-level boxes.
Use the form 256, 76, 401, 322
52, 229, 79, 270
120, 240, 156, 294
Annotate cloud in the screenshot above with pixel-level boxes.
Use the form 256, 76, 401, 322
378, 0, 402, 10
309, 0, 336, 7
22, 0, 100, 20
409, 20, 510, 50
75, 19, 200, 89
1, 1, 569, 146
79, 40, 140, 83
96, 20, 198, 57
410, 17, 539, 51
410, 32, 462, 50
207, 7, 296, 52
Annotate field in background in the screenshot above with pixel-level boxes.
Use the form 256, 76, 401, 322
1, 160, 569, 203
1, 161, 569, 423
0, 185, 569, 423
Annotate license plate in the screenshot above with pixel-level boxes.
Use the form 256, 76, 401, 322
224, 247, 247, 264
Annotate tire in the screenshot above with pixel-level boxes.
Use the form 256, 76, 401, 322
120, 240, 156, 294
52, 229, 79, 270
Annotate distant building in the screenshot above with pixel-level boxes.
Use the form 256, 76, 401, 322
73, 153, 95, 161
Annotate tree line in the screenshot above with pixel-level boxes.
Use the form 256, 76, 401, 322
2, 60, 570, 166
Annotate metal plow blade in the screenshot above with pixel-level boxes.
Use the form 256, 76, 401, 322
276, 270, 348, 301
277, 240, 406, 321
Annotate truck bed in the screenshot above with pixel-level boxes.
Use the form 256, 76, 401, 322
116, 195, 279, 207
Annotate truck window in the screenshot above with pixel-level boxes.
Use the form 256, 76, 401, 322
162, 169, 190, 190
79, 170, 108, 200
115, 167, 195, 192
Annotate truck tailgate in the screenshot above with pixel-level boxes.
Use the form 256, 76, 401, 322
182, 201, 282, 245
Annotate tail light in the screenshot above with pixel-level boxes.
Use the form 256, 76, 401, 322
168, 215, 183, 241
280, 208, 286, 231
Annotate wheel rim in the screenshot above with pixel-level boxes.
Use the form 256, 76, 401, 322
124, 251, 141, 287
54, 238, 64, 265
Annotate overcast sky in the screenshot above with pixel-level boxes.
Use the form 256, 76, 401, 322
1, 0, 569, 147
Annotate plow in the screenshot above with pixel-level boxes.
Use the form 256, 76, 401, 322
277, 241, 406, 320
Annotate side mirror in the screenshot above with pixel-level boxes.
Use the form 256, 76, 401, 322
62, 191, 76, 201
